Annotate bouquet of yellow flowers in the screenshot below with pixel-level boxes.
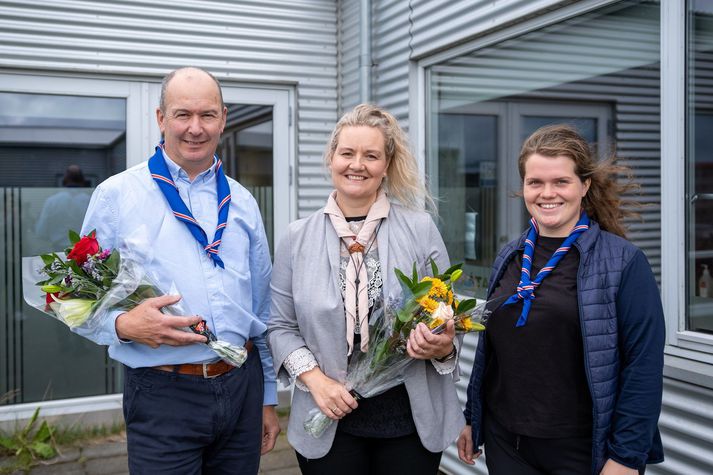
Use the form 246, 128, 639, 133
303, 259, 503, 438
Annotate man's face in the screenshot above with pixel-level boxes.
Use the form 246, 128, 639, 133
156, 70, 227, 178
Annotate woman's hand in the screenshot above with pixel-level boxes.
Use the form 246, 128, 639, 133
298, 367, 358, 420
407, 320, 456, 360
457, 425, 481, 465
599, 459, 639, 475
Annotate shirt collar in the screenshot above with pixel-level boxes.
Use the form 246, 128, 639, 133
161, 148, 216, 184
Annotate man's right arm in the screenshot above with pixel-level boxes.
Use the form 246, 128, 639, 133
74, 185, 204, 347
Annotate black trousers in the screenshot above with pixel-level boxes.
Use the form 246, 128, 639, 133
483, 414, 646, 475
484, 414, 590, 475
296, 430, 442, 475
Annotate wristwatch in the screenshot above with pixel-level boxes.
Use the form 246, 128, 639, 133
435, 344, 457, 363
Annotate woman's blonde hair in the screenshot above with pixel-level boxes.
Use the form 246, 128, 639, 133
518, 124, 639, 238
324, 103, 434, 211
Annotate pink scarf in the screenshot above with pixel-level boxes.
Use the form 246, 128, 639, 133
325, 190, 390, 354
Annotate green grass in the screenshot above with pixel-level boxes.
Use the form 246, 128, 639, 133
0, 413, 124, 475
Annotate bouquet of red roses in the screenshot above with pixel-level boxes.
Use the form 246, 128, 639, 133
22, 230, 248, 367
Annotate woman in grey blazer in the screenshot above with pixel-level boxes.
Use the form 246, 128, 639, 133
268, 104, 464, 474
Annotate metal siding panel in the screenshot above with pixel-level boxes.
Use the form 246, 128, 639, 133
411, 0, 567, 58
339, 0, 361, 113
373, 0, 411, 126
0, 0, 338, 218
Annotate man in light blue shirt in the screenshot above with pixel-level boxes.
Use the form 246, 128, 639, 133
78, 67, 280, 474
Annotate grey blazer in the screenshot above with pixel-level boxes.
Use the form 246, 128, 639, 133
267, 202, 464, 459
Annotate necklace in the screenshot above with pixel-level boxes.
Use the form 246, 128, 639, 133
340, 218, 383, 335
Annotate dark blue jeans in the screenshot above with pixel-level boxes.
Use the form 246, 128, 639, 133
123, 351, 263, 475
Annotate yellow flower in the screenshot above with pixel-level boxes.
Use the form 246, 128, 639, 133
428, 317, 445, 330
418, 296, 438, 313
421, 277, 449, 300
457, 316, 485, 332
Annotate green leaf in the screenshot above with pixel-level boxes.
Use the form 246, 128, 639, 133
456, 299, 477, 315
442, 263, 462, 278
411, 281, 433, 299
68, 229, 81, 244
33, 421, 52, 443
31, 441, 56, 460
0, 436, 19, 451
105, 250, 120, 273
394, 268, 414, 292
40, 254, 56, 266
21, 408, 40, 439
411, 262, 418, 285
430, 258, 439, 277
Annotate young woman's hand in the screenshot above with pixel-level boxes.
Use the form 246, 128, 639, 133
456, 425, 482, 465
599, 459, 639, 475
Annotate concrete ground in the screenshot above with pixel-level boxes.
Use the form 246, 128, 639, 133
0, 413, 299, 475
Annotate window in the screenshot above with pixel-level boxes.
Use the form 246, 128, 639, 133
426, 0, 660, 298
0, 76, 136, 405
1, 75, 294, 407
687, 0, 713, 335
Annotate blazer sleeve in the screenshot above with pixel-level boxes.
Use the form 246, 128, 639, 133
267, 225, 309, 386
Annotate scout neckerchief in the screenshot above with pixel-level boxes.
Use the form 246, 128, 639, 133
148, 142, 230, 269
502, 211, 590, 327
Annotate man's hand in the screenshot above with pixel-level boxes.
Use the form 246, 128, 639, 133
457, 425, 482, 465
600, 459, 639, 475
407, 320, 456, 360
261, 406, 281, 455
114, 294, 207, 347
298, 367, 358, 420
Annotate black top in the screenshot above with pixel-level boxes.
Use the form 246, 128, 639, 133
337, 215, 415, 438
484, 236, 593, 438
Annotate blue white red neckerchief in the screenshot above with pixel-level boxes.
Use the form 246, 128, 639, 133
502, 211, 590, 327
148, 142, 231, 269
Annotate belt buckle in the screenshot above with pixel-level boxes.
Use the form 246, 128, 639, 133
202, 363, 219, 379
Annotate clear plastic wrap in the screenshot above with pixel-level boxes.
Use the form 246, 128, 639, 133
22, 229, 248, 368
303, 260, 506, 438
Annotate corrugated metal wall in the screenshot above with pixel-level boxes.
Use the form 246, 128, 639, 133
338, 0, 361, 115
371, 0, 412, 126
0, 0, 338, 217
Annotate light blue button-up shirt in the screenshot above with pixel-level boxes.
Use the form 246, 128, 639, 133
77, 151, 277, 405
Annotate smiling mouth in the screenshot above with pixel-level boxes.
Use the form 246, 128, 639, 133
345, 175, 367, 181
184, 139, 206, 146
539, 203, 562, 209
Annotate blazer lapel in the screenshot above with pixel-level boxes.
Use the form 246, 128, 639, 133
324, 214, 343, 295
377, 213, 392, 296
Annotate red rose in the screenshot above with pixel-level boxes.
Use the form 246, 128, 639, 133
67, 231, 100, 265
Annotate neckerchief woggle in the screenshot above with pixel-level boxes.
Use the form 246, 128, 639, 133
148, 142, 231, 268
502, 211, 590, 327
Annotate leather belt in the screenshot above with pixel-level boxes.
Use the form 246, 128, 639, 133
153, 340, 253, 379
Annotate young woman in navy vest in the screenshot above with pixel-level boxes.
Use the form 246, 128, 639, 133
457, 124, 665, 475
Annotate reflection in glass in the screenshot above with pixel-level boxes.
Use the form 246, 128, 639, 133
688, 0, 713, 334
437, 114, 498, 297
2, 92, 126, 404
427, 1, 660, 298
219, 104, 274, 255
